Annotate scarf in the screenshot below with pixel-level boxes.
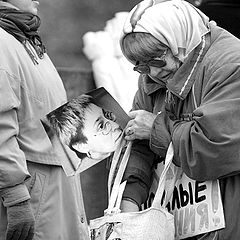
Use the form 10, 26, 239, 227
0, 7, 46, 64
121, 0, 210, 62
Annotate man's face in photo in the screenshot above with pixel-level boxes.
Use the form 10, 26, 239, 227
73, 103, 123, 155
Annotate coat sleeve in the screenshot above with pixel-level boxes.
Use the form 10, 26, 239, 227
150, 110, 173, 158
172, 64, 240, 181
0, 70, 30, 206
122, 78, 159, 206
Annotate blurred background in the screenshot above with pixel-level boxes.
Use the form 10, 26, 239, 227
39, 0, 137, 70
38, 0, 240, 223
38, 0, 139, 100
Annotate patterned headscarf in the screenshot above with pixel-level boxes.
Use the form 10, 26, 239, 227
121, 0, 210, 62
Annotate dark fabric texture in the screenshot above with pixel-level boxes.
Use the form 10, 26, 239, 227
0, 7, 46, 60
6, 199, 35, 240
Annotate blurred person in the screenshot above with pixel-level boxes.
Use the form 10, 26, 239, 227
0, 0, 89, 240
119, 0, 240, 239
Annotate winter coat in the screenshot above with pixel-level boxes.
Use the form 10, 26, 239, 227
0, 26, 89, 239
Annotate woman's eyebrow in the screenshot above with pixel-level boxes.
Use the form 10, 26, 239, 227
94, 115, 104, 128
102, 108, 107, 116
94, 117, 101, 127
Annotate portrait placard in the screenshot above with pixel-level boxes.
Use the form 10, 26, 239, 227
43, 87, 130, 176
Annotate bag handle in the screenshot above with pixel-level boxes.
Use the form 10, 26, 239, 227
107, 134, 127, 197
106, 140, 132, 214
107, 141, 174, 213
151, 142, 174, 208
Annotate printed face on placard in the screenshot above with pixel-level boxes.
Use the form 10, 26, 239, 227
72, 103, 123, 155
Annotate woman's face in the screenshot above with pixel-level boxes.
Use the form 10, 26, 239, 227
7, 0, 39, 15
72, 103, 123, 155
148, 49, 182, 84
134, 49, 182, 84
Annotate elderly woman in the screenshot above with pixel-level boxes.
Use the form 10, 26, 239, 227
119, 0, 240, 239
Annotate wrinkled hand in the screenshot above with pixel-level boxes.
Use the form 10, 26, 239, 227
6, 199, 35, 240
124, 110, 157, 141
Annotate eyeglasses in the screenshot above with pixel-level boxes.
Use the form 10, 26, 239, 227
99, 121, 113, 135
102, 109, 116, 122
133, 50, 167, 74
94, 109, 119, 137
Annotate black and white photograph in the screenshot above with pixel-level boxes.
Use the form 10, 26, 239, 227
45, 87, 130, 175
1, 0, 240, 240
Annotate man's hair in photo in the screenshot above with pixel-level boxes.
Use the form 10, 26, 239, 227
122, 32, 167, 63
46, 94, 93, 147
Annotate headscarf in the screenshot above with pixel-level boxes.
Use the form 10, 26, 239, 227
121, 0, 210, 62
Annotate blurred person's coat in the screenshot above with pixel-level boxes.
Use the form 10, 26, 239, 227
0, 20, 89, 240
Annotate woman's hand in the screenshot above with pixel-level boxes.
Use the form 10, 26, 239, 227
124, 110, 157, 141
